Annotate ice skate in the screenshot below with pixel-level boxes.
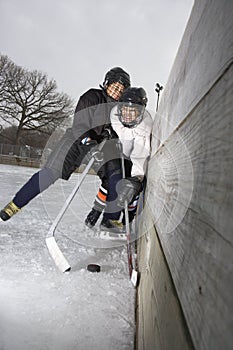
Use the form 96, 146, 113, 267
0, 201, 21, 221
85, 208, 102, 228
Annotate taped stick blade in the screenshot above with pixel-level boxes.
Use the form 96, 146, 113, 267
46, 236, 71, 273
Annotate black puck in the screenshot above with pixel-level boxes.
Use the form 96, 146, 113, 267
87, 264, 101, 273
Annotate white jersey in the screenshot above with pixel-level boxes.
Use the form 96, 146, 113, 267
110, 105, 153, 177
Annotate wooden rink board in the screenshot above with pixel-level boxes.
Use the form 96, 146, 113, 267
136, 0, 233, 348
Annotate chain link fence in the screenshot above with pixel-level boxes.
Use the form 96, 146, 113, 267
0, 144, 43, 158
0, 143, 94, 173
0, 143, 43, 168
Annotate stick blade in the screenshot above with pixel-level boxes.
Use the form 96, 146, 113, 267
46, 236, 71, 273
99, 230, 127, 241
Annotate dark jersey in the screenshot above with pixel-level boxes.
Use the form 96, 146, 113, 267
71, 88, 114, 143
44, 88, 117, 180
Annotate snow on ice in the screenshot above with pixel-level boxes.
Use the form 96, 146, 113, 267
0, 164, 135, 350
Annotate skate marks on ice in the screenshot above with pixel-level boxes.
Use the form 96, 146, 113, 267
0, 167, 135, 350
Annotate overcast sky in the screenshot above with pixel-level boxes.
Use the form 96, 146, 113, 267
0, 0, 193, 111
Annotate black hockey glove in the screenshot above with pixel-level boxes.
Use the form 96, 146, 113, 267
101, 126, 118, 141
117, 176, 143, 207
102, 127, 112, 140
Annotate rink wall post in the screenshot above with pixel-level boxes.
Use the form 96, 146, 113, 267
136, 1, 233, 349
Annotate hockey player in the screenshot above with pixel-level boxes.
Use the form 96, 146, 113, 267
0, 67, 130, 221
85, 87, 152, 232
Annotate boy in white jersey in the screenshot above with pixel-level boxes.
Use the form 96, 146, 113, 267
85, 87, 153, 232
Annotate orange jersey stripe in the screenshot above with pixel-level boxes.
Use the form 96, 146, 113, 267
97, 191, 107, 202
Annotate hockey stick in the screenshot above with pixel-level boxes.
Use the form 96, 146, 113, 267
46, 139, 107, 272
120, 147, 138, 287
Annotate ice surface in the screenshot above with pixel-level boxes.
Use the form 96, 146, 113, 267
0, 165, 135, 350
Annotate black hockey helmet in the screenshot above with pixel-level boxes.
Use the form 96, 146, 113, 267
117, 87, 147, 128
103, 67, 131, 89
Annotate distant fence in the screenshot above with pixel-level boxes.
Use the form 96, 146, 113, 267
0, 143, 96, 174
0, 143, 43, 158
0, 143, 42, 168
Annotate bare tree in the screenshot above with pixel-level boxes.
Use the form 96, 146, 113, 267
0, 54, 74, 144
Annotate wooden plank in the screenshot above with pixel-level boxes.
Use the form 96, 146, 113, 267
152, 0, 233, 152
136, 207, 194, 350
146, 63, 233, 350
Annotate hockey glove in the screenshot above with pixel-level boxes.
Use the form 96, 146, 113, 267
101, 126, 118, 141
117, 176, 143, 207
102, 127, 112, 140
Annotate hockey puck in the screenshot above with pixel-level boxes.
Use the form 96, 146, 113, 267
87, 264, 101, 273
